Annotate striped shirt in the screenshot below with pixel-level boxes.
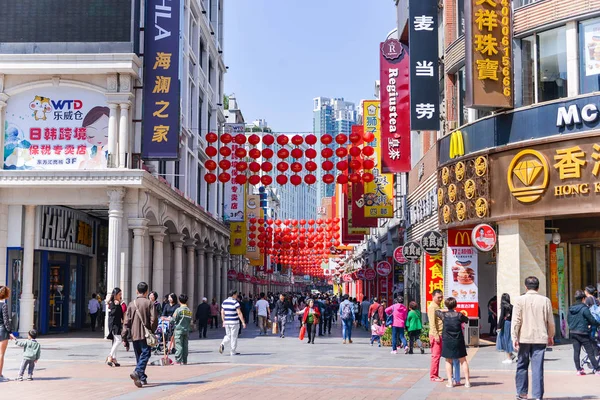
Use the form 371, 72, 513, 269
222, 297, 241, 325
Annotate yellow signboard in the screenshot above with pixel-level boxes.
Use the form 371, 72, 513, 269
363, 100, 393, 218
229, 222, 247, 255
245, 193, 262, 263
449, 130, 465, 159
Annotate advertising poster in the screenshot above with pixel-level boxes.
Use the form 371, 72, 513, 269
447, 229, 479, 317
229, 222, 247, 255
223, 124, 247, 222
424, 253, 443, 309
4, 87, 109, 170
245, 194, 263, 265
584, 21, 600, 76
549, 243, 558, 312
557, 247, 568, 338
393, 262, 405, 295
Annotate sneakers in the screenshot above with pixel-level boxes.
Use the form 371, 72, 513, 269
431, 377, 444, 382
370, 343, 373, 346
420, 348, 425, 354
0, 376, 10, 382
230, 352, 240, 356
130, 371, 143, 388
16, 376, 23, 382
594, 370, 600, 376
577, 369, 586, 376
26, 376, 33, 381
219, 343, 224, 354
391, 350, 397, 354
404, 346, 409, 354
141, 379, 148, 386
502, 359, 513, 364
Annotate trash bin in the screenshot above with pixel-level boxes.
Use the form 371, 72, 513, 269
463, 317, 479, 347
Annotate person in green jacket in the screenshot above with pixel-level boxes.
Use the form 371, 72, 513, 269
172, 294, 193, 365
406, 301, 425, 354
10, 329, 41, 381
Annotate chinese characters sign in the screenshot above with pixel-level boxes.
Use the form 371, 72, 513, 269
223, 124, 247, 222
4, 87, 108, 170
379, 38, 411, 171
424, 253, 443, 309
363, 100, 394, 218
465, 0, 513, 108
447, 229, 479, 318
245, 194, 264, 266
350, 125, 378, 228
408, 0, 440, 130
142, 0, 181, 159
229, 222, 247, 256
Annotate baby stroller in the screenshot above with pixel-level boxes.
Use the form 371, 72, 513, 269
153, 318, 175, 356
581, 331, 600, 371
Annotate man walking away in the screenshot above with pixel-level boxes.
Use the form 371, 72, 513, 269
317, 296, 326, 336
323, 298, 334, 335
427, 289, 444, 382
88, 293, 101, 332
122, 282, 158, 388
255, 293, 270, 335
368, 298, 384, 326
567, 290, 600, 375
340, 294, 355, 344
273, 294, 292, 338
361, 297, 371, 331
195, 297, 210, 339
512, 276, 555, 400
172, 294, 192, 365
220, 290, 246, 356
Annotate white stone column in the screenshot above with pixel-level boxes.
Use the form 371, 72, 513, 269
107, 103, 119, 168
129, 218, 148, 302
150, 226, 167, 296
19, 205, 36, 336
197, 244, 206, 300
206, 248, 214, 302
118, 103, 130, 168
215, 251, 222, 304
105, 189, 125, 334
185, 239, 197, 311
171, 234, 185, 296
0, 204, 8, 286
0, 98, 7, 171
566, 21, 579, 98
221, 254, 229, 301
497, 219, 547, 302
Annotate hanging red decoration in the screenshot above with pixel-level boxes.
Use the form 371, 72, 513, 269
335, 147, 348, 158
219, 146, 231, 157
277, 148, 290, 159
277, 161, 289, 172
261, 175, 273, 186
349, 173, 361, 184
235, 175, 247, 185
219, 159, 231, 170
290, 175, 302, 186
362, 172, 375, 183
248, 134, 261, 145
291, 135, 304, 146
349, 132, 362, 144
291, 148, 303, 159
322, 160, 334, 171
235, 147, 247, 158
248, 148, 261, 159
262, 148, 274, 159
261, 161, 273, 172
322, 148, 334, 158
218, 172, 231, 183
206, 132, 218, 143
204, 173, 217, 183
204, 160, 217, 171
220, 133, 232, 144
263, 134, 275, 146
363, 131, 375, 143
349, 159, 362, 171
323, 174, 335, 184
305, 134, 317, 145
337, 174, 348, 184
349, 146, 362, 157
234, 134, 246, 145
335, 134, 347, 145
305, 161, 317, 172
363, 159, 375, 170
291, 162, 303, 173
276, 175, 288, 185
205, 146, 218, 157
304, 174, 316, 184
362, 146, 375, 157
249, 175, 261, 185
277, 135, 289, 146
321, 134, 333, 145
336, 160, 348, 171
249, 162, 261, 173
305, 148, 317, 159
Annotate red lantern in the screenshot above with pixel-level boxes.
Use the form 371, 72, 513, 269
235, 147, 247, 158
276, 175, 288, 185
206, 132, 218, 143
277, 162, 289, 172
290, 175, 302, 186
249, 175, 261, 185
350, 159, 362, 171
336, 160, 348, 171
321, 148, 334, 158
363, 131, 375, 143
277, 148, 290, 159
291, 162, 302, 173
234, 134, 246, 145
249, 162, 261, 173
349, 132, 361, 144
218, 172, 231, 183
235, 175, 247, 185
248, 134, 261, 145
205, 146, 218, 157
276, 135, 289, 146
219, 146, 231, 157
291, 148, 303, 159
349, 146, 362, 157
261, 175, 273, 186
291, 135, 304, 146
263, 134, 275, 146
204, 173, 217, 183
362, 172, 375, 183
335, 134, 347, 145
261, 161, 273, 172
321, 134, 333, 145
305, 148, 317, 159
337, 174, 348, 184
304, 174, 316, 184
204, 160, 217, 171
305, 161, 317, 172
249, 148, 261, 159
362, 146, 375, 157
220, 133, 232, 144
322, 160, 334, 171
305, 134, 317, 145
335, 147, 348, 158
219, 159, 231, 170
349, 173, 361, 184
363, 159, 375, 170
323, 174, 335, 184
262, 148, 274, 159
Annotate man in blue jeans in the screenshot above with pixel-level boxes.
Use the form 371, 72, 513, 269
122, 282, 158, 388
361, 297, 371, 331
339, 294, 355, 344
511, 276, 555, 400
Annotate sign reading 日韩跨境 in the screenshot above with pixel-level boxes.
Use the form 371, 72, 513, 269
142, 0, 181, 160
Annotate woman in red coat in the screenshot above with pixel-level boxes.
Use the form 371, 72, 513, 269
299, 299, 321, 344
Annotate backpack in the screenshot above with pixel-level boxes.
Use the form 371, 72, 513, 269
341, 302, 353, 321
386, 313, 394, 326
590, 303, 600, 324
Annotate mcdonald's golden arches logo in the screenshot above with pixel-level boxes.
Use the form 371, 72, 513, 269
507, 149, 549, 204
449, 130, 465, 159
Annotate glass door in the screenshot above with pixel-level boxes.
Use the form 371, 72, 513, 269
69, 264, 77, 328
48, 264, 68, 332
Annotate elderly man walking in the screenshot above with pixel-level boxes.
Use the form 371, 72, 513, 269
512, 276, 555, 400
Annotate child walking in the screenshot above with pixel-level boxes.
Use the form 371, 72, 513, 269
370, 317, 384, 347
10, 330, 41, 381
172, 294, 192, 365
406, 301, 425, 354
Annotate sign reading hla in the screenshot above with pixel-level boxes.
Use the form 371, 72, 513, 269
154, 0, 173, 40
556, 103, 600, 127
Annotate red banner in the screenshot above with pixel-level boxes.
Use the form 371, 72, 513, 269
425, 253, 444, 310
342, 191, 364, 244
379, 40, 411, 173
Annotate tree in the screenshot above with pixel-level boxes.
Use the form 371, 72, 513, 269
223, 95, 229, 110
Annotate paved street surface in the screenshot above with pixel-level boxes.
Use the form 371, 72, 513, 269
1, 320, 597, 400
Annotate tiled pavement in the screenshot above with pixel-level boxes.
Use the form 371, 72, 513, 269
0, 321, 598, 400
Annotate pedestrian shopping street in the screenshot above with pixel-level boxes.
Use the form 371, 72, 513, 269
0, 322, 596, 400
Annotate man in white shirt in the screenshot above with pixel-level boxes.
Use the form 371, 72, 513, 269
87, 293, 101, 332
255, 292, 270, 335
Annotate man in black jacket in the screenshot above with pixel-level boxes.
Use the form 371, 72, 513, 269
567, 290, 600, 375
195, 297, 210, 339
273, 294, 292, 338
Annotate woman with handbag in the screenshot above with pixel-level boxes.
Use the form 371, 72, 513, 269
0, 286, 11, 381
106, 287, 124, 367
298, 299, 321, 344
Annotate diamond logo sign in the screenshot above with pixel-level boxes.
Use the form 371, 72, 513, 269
507, 149, 550, 204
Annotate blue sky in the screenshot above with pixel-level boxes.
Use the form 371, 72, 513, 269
224, 0, 397, 132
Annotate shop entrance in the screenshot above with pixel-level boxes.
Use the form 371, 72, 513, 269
48, 263, 69, 332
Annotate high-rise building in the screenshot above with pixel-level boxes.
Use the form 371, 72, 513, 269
312, 97, 358, 207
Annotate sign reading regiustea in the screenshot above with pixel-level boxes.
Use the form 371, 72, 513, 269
465, 0, 513, 109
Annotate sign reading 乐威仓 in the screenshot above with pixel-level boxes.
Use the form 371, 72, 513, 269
142, 0, 181, 159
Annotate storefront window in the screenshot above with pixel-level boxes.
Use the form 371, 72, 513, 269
521, 36, 535, 106
457, 68, 467, 126
457, 0, 465, 37
537, 27, 568, 103
579, 18, 600, 94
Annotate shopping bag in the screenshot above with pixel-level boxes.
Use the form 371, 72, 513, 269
299, 325, 306, 341
272, 321, 279, 335
267, 320, 273, 329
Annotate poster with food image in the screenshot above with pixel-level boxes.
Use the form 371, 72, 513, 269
447, 245, 479, 318
584, 21, 600, 76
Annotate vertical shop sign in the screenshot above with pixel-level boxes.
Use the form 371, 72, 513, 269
549, 243, 558, 312
223, 124, 246, 222
380, 38, 412, 171
142, 0, 182, 159
465, 0, 513, 108
556, 247, 568, 338
229, 222, 247, 255
408, 0, 440, 131
363, 101, 394, 218
348, 183, 370, 235
425, 253, 443, 309
350, 125, 378, 228
447, 229, 479, 317
245, 194, 263, 265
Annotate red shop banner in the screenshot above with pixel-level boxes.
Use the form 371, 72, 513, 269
379, 38, 411, 173
425, 253, 444, 310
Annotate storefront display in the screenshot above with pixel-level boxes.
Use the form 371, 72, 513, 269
447, 230, 479, 318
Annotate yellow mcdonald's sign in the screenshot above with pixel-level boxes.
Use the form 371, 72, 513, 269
449, 229, 472, 246
449, 130, 465, 159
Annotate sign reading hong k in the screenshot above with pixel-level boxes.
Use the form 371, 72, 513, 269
142, 0, 181, 160
408, 0, 440, 130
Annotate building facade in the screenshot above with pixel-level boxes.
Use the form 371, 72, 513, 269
0, 0, 231, 336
